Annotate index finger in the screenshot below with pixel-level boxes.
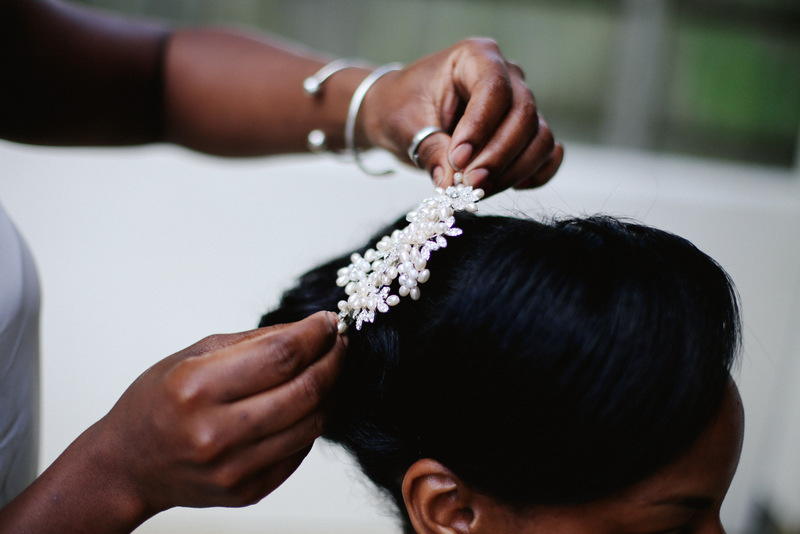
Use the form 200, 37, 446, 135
446, 40, 516, 172
202, 311, 343, 402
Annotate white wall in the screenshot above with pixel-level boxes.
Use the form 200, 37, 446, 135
2, 140, 799, 533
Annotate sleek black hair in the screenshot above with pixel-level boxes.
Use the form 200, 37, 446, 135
261, 213, 740, 527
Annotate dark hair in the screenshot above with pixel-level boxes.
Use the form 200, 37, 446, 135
260, 213, 740, 527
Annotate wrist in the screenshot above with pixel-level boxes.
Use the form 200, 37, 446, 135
344, 63, 403, 175
0, 420, 151, 534
357, 68, 402, 153
81, 419, 155, 529
346, 64, 403, 155
306, 64, 372, 152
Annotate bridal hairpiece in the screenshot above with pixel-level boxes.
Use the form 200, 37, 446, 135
336, 173, 484, 333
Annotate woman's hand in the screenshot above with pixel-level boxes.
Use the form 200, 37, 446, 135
104, 311, 346, 514
0, 312, 346, 533
361, 38, 564, 196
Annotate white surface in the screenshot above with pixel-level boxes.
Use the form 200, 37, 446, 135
2, 140, 799, 532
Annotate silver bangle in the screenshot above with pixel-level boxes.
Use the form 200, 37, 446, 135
345, 62, 404, 176
303, 58, 372, 97
305, 58, 372, 153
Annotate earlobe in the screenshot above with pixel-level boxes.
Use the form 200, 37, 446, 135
402, 459, 475, 534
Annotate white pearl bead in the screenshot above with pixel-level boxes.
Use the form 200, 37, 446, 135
418, 269, 430, 283
399, 285, 410, 297
474, 188, 485, 199
337, 320, 348, 334
337, 301, 349, 311
387, 295, 400, 306
350, 253, 361, 263
414, 258, 426, 271
365, 249, 377, 262
387, 266, 398, 278
410, 287, 421, 300
345, 282, 356, 295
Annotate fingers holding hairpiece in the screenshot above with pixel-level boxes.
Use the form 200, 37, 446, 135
441, 40, 561, 194
455, 81, 549, 193
410, 128, 452, 186
226, 335, 344, 440
444, 39, 529, 173
195, 311, 342, 402
514, 141, 564, 190
476, 112, 559, 192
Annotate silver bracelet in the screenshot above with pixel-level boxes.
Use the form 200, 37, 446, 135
303, 58, 372, 97
304, 58, 372, 153
345, 62, 404, 176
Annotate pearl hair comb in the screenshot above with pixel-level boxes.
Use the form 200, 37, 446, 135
336, 173, 484, 333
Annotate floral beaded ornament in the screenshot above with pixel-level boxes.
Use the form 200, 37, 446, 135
336, 172, 484, 333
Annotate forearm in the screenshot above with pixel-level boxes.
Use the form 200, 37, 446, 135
0, 0, 372, 155
164, 28, 371, 157
0, 422, 148, 534
0, 1, 562, 191
0, 0, 168, 146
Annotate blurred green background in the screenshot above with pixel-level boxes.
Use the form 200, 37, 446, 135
76, 0, 800, 168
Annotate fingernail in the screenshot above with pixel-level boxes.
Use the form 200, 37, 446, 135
466, 168, 489, 188
449, 143, 473, 171
432, 166, 444, 186
323, 311, 339, 332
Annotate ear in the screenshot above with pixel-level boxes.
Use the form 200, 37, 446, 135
401, 459, 475, 534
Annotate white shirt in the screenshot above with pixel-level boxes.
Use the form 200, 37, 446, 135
0, 202, 40, 507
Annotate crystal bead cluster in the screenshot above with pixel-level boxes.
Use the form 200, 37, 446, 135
336, 173, 484, 333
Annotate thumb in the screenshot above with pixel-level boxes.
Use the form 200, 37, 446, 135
414, 130, 456, 188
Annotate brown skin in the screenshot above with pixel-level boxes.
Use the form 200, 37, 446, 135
403, 380, 744, 534
0, 312, 347, 533
0, 0, 562, 193
0, 0, 563, 530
